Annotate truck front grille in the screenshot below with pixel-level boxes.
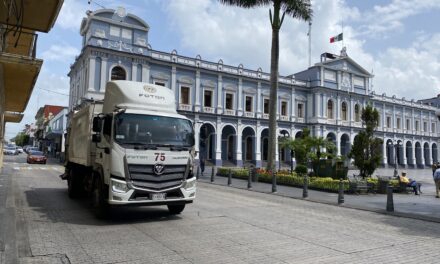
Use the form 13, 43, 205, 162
127, 164, 186, 190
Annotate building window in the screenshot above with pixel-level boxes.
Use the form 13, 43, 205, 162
264, 99, 269, 114
424, 122, 427, 132
397, 118, 401, 129
341, 102, 347, 121
281, 101, 287, 116
432, 123, 436, 133
122, 28, 132, 40
354, 104, 360, 122
416, 120, 419, 131
245, 96, 253, 112
225, 93, 234, 110
180, 86, 190, 105
386, 117, 391, 128
204, 90, 213, 107
297, 103, 304, 118
327, 100, 334, 119
111, 66, 126, 80
154, 81, 165, 86
110, 26, 120, 36
406, 119, 410, 130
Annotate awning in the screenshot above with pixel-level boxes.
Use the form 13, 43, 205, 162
0, 0, 64, 33
4, 111, 23, 123
0, 52, 43, 113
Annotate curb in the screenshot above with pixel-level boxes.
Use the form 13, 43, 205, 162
198, 179, 440, 224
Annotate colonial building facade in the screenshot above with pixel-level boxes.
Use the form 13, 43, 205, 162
68, 8, 440, 169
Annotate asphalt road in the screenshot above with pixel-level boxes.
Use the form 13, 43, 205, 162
1, 154, 440, 264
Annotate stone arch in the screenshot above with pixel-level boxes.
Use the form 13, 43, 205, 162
222, 125, 237, 163
242, 126, 256, 163
406, 141, 413, 166
415, 141, 422, 167
261, 128, 269, 161
340, 133, 350, 157
432, 143, 438, 163
199, 123, 216, 162
424, 142, 431, 166
295, 130, 303, 139
386, 139, 394, 166
110, 65, 127, 81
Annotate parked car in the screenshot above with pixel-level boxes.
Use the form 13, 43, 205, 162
23, 145, 31, 153
3, 147, 18, 155
27, 151, 47, 164
26, 147, 39, 154
16, 147, 24, 153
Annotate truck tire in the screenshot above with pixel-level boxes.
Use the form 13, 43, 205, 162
167, 204, 185, 215
67, 167, 81, 199
92, 175, 109, 219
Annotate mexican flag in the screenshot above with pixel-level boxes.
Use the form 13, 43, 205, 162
330, 33, 343, 43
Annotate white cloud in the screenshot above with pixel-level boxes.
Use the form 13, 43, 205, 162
41, 44, 79, 62
56, 0, 88, 31
358, 0, 440, 38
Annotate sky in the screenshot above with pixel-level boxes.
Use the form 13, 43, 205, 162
5, 0, 440, 140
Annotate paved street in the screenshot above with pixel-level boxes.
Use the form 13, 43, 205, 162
1, 154, 440, 264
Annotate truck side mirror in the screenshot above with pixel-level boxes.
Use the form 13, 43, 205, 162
92, 134, 101, 143
92, 117, 102, 133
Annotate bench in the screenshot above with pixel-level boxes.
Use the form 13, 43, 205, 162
349, 175, 369, 194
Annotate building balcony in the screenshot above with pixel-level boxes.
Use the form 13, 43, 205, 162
326, 119, 336, 125
296, 117, 305, 123
245, 112, 254, 118
280, 115, 289, 121
203, 106, 215, 113
224, 109, 235, 116
179, 104, 192, 111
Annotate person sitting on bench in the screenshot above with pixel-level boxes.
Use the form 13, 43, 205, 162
399, 171, 421, 195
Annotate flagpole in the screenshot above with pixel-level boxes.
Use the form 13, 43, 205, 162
308, 21, 312, 68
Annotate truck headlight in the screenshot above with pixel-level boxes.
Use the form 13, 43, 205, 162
111, 179, 129, 193
183, 179, 196, 190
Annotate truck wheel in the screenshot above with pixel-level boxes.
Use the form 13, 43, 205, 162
167, 204, 185, 215
92, 175, 109, 219
67, 167, 80, 199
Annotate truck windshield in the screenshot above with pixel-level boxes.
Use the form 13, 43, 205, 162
114, 113, 194, 147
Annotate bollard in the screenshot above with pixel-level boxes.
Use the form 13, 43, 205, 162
302, 174, 308, 198
272, 171, 277, 193
386, 185, 394, 212
196, 165, 200, 180
228, 169, 232, 186
338, 178, 344, 204
247, 169, 252, 189
211, 166, 215, 183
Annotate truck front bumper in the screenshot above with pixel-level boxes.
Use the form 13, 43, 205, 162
107, 177, 196, 205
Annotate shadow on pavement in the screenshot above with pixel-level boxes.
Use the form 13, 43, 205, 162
23, 187, 183, 226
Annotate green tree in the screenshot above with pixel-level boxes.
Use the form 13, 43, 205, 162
13, 132, 29, 146
219, 0, 312, 172
348, 105, 383, 178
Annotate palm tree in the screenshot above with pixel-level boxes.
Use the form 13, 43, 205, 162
219, 0, 312, 172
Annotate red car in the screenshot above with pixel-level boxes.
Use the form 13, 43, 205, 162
27, 151, 47, 164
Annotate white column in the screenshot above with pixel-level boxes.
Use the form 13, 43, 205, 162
100, 57, 107, 92
215, 122, 222, 163
392, 105, 396, 131
314, 93, 320, 118
322, 94, 327, 118
383, 103, 386, 129
88, 57, 96, 91
236, 128, 242, 164
350, 99, 354, 122
382, 139, 388, 165
171, 66, 179, 99
412, 141, 417, 165
320, 67, 324, 87
256, 124, 261, 164
257, 82, 262, 118
195, 70, 201, 112
194, 121, 201, 160
217, 75, 223, 114
131, 63, 137, 81
336, 133, 341, 156
336, 96, 341, 121
411, 109, 415, 133
237, 78, 243, 115
402, 141, 407, 165
142, 64, 149, 83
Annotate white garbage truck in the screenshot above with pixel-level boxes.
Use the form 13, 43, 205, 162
62, 81, 196, 216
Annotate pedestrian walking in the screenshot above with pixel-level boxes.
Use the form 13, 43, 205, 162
433, 165, 440, 198
199, 139, 206, 175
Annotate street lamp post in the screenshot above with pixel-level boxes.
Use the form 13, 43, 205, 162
388, 140, 401, 177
